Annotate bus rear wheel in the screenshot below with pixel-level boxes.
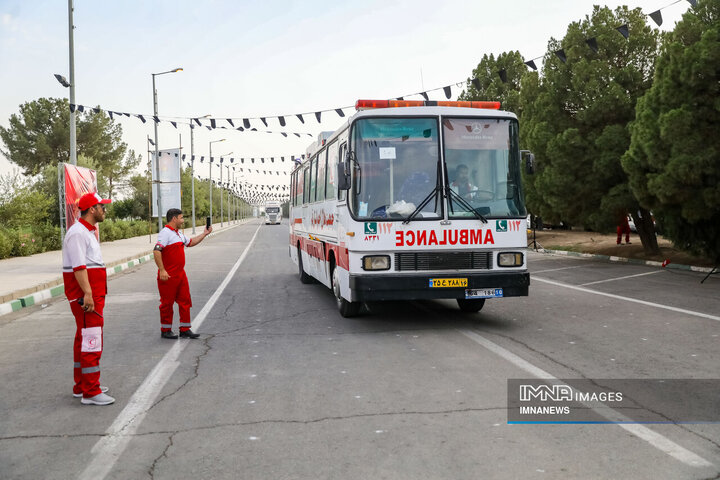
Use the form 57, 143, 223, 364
457, 298, 485, 313
297, 246, 313, 284
332, 266, 360, 318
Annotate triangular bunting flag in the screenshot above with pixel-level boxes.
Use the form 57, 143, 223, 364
649, 10, 662, 27
586, 37, 599, 53
554, 49, 567, 63
296, 114, 304, 124
443, 86, 452, 99
616, 24, 629, 39
335, 109, 345, 117
315, 112, 321, 123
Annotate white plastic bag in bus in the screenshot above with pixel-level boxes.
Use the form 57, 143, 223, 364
387, 200, 416, 216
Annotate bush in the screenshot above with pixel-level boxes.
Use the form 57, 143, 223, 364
0, 229, 12, 259
9, 229, 39, 257
0, 219, 158, 259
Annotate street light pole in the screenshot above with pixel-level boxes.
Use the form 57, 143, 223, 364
208, 138, 226, 226
67, 0, 77, 165
190, 125, 196, 234
220, 158, 223, 227
151, 67, 182, 233
190, 114, 211, 234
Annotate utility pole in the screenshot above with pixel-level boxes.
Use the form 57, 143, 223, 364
68, 0, 77, 165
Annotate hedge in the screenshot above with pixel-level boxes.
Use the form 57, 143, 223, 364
0, 219, 158, 259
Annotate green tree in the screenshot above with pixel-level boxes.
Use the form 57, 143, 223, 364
520, 6, 660, 252
623, 0, 720, 260
0, 98, 127, 176
459, 51, 527, 115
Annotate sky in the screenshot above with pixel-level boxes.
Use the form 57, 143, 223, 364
0, 0, 692, 196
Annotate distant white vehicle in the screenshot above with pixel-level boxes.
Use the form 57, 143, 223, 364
264, 201, 282, 225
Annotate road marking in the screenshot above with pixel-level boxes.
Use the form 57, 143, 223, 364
78, 224, 262, 480
534, 276, 720, 323
457, 329, 714, 468
532, 265, 587, 274
580, 270, 663, 286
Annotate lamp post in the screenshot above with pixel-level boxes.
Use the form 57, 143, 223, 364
219, 153, 232, 227
67, 0, 76, 165
189, 114, 211, 234
209, 138, 226, 225
152, 67, 182, 233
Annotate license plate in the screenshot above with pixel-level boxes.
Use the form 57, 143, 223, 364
465, 288, 503, 299
429, 278, 467, 288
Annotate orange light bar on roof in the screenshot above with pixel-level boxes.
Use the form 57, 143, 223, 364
355, 99, 501, 110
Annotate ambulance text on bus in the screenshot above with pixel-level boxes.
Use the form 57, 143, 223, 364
289, 99, 534, 317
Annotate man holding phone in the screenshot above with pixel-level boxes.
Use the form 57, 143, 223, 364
153, 208, 212, 339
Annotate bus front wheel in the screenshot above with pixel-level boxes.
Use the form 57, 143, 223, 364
297, 246, 313, 284
457, 298, 485, 313
332, 266, 360, 317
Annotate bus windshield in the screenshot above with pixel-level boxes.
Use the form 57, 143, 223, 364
444, 117, 525, 218
350, 117, 441, 220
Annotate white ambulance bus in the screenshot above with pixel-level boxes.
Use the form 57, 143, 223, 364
265, 201, 282, 225
289, 99, 534, 317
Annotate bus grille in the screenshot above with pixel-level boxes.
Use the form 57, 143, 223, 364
394, 251, 493, 271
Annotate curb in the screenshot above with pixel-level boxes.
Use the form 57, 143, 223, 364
536, 248, 716, 274
0, 218, 254, 318
0, 253, 154, 317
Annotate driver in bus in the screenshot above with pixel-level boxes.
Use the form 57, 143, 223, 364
450, 164, 477, 196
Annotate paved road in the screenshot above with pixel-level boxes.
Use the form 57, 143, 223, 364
1, 220, 719, 479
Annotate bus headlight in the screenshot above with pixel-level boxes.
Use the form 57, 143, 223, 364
498, 252, 523, 267
362, 255, 390, 271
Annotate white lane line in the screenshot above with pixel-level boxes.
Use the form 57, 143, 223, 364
580, 270, 663, 286
534, 276, 720, 323
78, 224, 262, 480
532, 265, 587, 274
457, 329, 714, 468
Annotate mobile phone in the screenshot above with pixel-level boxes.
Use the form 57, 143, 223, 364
206, 216, 211, 229
77, 297, 84, 306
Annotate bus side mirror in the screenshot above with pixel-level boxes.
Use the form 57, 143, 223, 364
337, 162, 351, 191
525, 153, 536, 175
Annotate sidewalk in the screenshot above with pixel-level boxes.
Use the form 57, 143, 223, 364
0, 219, 255, 312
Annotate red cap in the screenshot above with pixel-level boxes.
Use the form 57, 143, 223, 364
78, 192, 112, 211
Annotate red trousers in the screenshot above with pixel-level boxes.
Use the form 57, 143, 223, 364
158, 271, 193, 332
71, 296, 105, 398
617, 225, 630, 244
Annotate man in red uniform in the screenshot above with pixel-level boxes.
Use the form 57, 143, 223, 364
63, 192, 115, 405
154, 208, 212, 339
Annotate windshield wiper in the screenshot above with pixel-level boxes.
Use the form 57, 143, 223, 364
447, 188, 488, 223
402, 185, 441, 225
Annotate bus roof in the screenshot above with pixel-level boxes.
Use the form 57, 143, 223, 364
297, 105, 518, 171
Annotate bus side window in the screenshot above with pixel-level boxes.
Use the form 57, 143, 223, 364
317, 150, 326, 202
326, 141, 337, 200
296, 169, 304, 206
338, 143, 347, 202
303, 166, 310, 204
310, 157, 318, 202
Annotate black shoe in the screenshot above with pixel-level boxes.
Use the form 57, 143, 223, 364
161, 331, 178, 339
179, 329, 200, 339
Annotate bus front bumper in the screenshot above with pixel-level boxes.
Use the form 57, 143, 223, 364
349, 272, 529, 302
